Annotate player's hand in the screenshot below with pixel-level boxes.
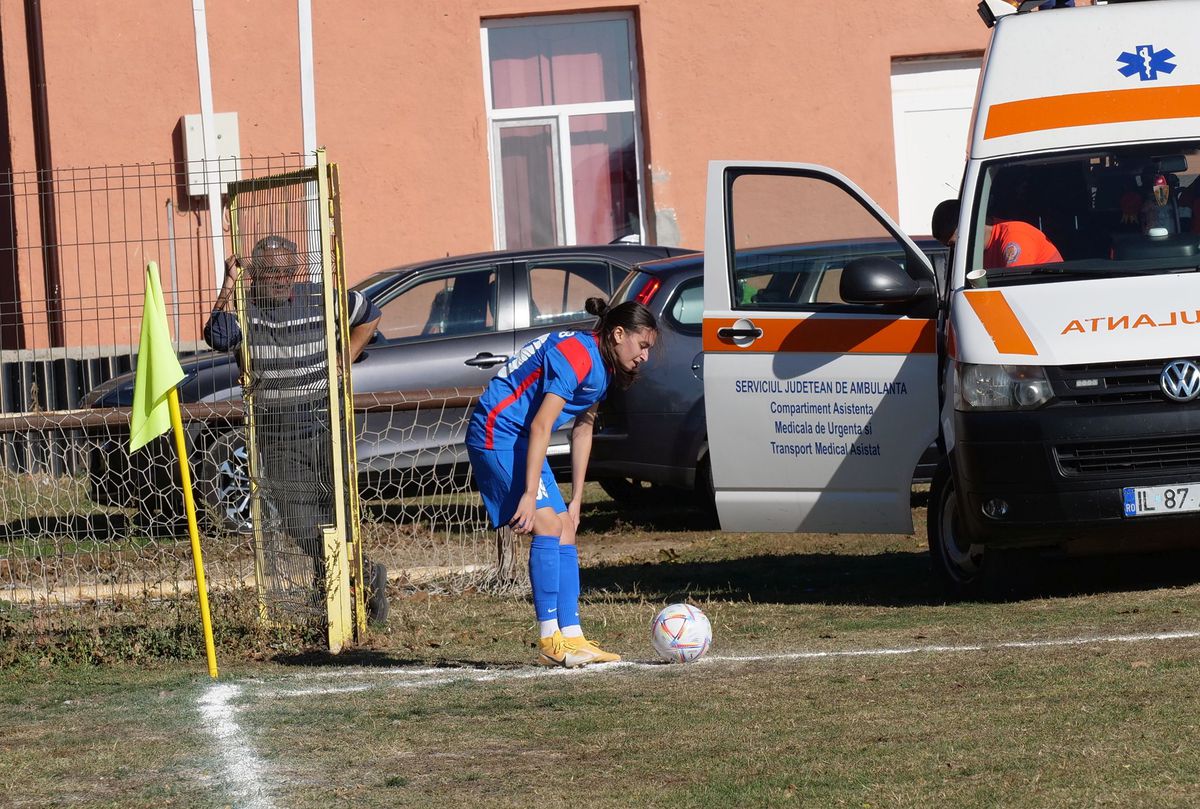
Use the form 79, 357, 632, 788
509, 493, 537, 534
567, 499, 582, 531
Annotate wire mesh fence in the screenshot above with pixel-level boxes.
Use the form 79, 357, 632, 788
0, 154, 521, 665
353, 390, 529, 596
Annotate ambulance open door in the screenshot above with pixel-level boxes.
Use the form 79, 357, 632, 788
701, 162, 940, 534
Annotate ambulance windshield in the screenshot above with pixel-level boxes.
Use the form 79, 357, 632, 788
969, 141, 1200, 285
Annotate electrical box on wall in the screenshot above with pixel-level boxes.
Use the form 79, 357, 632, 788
181, 112, 241, 196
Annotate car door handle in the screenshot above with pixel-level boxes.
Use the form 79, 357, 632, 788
465, 353, 509, 368
716, 327, 763, 339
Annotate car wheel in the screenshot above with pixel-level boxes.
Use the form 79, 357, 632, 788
598, 476, 659, 507
928, 459, 1008, 600
198, 430, 253, 534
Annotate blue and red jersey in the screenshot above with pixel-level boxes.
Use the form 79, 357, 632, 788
466, 330, 611, 450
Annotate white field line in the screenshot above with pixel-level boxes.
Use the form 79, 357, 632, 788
197, 683, 276, 809
203, 629, 1200, 802
260, 629, 1200, 698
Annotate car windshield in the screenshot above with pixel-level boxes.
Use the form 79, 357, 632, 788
967, 141, 1200, 287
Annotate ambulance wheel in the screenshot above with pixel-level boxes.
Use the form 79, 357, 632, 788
928, 460, 1008, 600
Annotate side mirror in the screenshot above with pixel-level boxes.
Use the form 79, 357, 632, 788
840, 256, 934, 305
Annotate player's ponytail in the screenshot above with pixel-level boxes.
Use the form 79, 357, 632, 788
587, 297, 658, 389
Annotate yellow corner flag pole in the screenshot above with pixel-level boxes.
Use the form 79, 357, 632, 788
130, 261, 219, 679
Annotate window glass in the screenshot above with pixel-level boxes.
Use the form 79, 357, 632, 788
970, 142, 1200, 285
729, 172, 899, 310
528, 260, 610, 326
668, 279, 704, 327
498, 122, 561, 250
484, 14, 643, 249
570, 113, 639, 244
488, 19, 632, 109
376, 268, 497, 341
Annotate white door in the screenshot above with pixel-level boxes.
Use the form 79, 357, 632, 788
890, 57, 981, 235
701, 162, 939, 534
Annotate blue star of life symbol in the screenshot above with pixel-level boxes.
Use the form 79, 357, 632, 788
1117, 44, 1177, 81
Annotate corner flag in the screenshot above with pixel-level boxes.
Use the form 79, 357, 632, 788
127, 260, 219, 678
130, 262, 185, 453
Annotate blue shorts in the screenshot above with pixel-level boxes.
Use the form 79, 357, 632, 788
467, 445, 567, 529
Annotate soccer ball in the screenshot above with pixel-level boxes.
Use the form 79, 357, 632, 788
650, 603, 712, 663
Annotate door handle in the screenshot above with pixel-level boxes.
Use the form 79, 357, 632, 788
717, 327, 763, 339
465, 353, 509, 368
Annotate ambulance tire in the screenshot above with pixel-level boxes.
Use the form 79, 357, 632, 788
928, 460, 1012, 601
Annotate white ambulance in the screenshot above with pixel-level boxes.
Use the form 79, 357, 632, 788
701, 0, 1200, 597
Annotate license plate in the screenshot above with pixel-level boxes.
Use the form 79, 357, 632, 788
1122, 483, 1200, 517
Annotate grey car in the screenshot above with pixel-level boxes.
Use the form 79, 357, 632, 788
83, 243, 696, 529
589, 237, 948, 509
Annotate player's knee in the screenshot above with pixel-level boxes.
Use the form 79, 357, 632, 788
559, 517, 577, 545
533, 508, 562, 537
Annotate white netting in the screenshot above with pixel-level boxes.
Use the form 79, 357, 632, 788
0, 155, 524, 664
353, 390, 529, 595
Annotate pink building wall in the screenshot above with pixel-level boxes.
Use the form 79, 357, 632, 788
0, 0, 988, 350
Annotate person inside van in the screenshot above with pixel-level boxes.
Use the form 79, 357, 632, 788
931, 198, 1062, 270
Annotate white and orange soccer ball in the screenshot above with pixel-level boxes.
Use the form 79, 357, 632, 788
650, 603, 712, 663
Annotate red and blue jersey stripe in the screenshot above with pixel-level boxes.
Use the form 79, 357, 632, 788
467, 330, 610, 450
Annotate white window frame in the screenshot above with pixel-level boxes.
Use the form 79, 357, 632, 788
480, 11, 647, 249
492, 117, 566, 248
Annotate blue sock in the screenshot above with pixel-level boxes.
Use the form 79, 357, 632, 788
557, 544, 581, 632
529, 535, 561, 623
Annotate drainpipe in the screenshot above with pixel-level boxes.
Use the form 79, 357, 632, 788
24, 0, 64, 348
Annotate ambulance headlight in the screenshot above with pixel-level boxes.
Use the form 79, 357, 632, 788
956, 363, 1053, 411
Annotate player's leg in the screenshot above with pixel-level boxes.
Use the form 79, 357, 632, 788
467, 446, 588, 667
548, 465, 620, 663
526, 465, 590, 665
531, 463, 618, 665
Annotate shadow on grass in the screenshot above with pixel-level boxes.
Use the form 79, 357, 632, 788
577, 497, 1200, 608
583, 546, 1200, 609
271, 647, 521, 670
1014, 548, 1200, 600
585, 550, 937, 607
581, 487, 932, 535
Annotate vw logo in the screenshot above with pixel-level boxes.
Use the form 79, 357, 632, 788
1160, 360, 1200, 402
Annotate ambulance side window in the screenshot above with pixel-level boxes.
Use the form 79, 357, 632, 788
728, 171, 921, 311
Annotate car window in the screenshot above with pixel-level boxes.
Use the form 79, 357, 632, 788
376, 267, 497, 341
733, 242, 921, 308
729, 171, 918, 311
667, 278, 703, 329
527, 260, 615, 326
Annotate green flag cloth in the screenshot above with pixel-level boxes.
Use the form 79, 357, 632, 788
129, 261, 185, 453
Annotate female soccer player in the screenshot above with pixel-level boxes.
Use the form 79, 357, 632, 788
466, 297, 658, 667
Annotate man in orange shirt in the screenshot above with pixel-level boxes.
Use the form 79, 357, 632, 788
931, 199, 1063, 269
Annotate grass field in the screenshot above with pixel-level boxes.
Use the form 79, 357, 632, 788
5, 487, 1200, 807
